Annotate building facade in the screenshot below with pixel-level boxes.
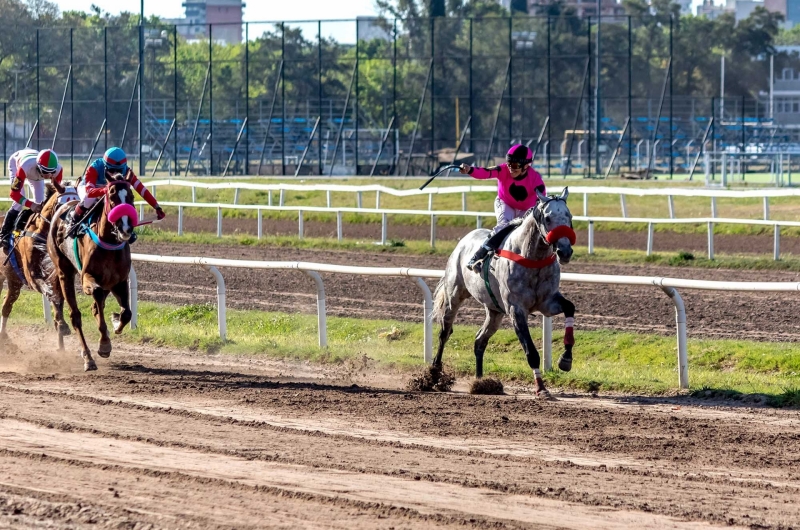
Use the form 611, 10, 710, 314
166, 0, 246, 44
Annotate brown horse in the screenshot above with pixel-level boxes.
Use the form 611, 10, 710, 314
48, 177, 136, 371
0, 182, 74, 348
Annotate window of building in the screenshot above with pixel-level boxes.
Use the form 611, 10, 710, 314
794, 101, 800, 113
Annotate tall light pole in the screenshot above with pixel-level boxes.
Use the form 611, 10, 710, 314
138, 0, 145, 175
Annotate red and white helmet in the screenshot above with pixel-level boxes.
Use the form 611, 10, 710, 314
37, 149, 59, 174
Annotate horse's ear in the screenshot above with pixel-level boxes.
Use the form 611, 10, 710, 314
531, 205, 544, 225
52, 180, 65, 195
535, 188, 548, 204
560, 187, 569, 202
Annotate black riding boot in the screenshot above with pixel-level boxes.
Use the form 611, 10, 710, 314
14, 209, 34, 233
467, 223, 519, 273
0, 209, 20, 248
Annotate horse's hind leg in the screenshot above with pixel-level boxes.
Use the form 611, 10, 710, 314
48, 279, 71, 351
474, 308, 504, 379
59, 270, 95, 370
0, 278, 22, 340
509, 305, 547, 394
542, 293, 576, 373
91, 287, 112, 358
109, 279, 131, 335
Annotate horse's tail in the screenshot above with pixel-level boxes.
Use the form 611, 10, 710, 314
431, 277, 449, 325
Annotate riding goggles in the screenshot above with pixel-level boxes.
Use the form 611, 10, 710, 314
38, 164, 58, 174
507, 160, 531, 170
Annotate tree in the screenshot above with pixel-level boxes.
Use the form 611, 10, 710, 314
510, 0, 528, 14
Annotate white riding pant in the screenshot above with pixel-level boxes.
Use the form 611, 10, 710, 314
77, 184, 98, 208
493, 197, 526, 234
8, 175, 45, 212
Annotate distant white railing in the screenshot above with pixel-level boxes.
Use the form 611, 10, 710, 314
136, 178, 800, 222
134, 199, 798, 261
127, 253, 800, 390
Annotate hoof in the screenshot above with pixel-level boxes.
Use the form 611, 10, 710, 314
534, 376, 548, 396
97, 342, 112, 358
112, 313, 128, 335
58, 322, 72, 336
84, 359, 98, 371
558, 354, 573, 372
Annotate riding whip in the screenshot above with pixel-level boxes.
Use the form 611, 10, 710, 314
418, 164, 461, 191
65, 196, 105, 240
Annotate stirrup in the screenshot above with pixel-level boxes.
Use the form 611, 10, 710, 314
467, 258, 484, 273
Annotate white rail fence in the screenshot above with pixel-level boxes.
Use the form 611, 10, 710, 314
125, 253, 800, 390
136, 199, 798, 261
135, 178, 800, 221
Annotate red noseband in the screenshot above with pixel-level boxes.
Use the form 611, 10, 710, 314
545, 225, 576, 245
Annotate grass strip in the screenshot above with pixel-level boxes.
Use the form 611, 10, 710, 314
5, 291, 799, 406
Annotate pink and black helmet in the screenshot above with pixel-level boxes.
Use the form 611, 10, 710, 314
506, 144, 532, 165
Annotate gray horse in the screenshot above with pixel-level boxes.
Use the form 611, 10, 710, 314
430, 188, 576, 395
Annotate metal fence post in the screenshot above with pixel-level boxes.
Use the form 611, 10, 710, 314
209, 24, 214, 174
205, 265, 227, 341
412, 277, 433, 364
660, 285, 688, 390
542, 315, 552, 371
707, 222, 714, 259
298, 210, 304, 238
774, 224, 780, 261
178, 205, 183, 235
129, 265, 138, 330
305, 271, 327, 348
430, 214, 437, 248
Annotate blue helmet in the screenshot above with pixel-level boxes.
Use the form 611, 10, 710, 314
103, 147, 127, 171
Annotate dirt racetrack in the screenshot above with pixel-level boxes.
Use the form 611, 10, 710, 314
133, 241, 800, 341
0, 337, 799, 529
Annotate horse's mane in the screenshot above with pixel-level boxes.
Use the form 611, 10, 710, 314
44, 183, 57, 204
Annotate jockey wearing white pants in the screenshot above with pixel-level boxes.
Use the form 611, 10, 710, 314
1, 148, 63, 246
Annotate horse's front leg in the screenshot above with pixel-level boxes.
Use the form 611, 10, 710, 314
0, 276, 22, 340
542, 292, 576, 373
90, 286, 112, 358
109, 279, 132, 335
509, 305, 546, 395
60, 270, 95, 370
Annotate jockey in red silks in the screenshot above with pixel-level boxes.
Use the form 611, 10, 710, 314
66, 147, 165, 240
1, 148, 63, 247
459, 144, 546, 273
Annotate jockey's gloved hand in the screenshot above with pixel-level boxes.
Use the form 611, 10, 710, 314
29, 203, 43, 214
155, 207, 166, 220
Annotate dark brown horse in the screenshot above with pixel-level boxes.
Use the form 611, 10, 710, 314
48, 177, 136, 371
0, 182, 74, 348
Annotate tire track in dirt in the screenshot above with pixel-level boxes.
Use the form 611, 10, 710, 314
1, 343, 800, 528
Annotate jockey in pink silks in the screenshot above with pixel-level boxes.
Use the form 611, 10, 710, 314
460, 144, 546, 273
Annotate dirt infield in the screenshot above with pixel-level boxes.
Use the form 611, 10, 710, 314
0, 339, 798, 528
132, 241, 800, 341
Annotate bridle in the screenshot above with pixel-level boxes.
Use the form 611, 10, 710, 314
532, 196, 577, 249
103, 180, 133, 243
